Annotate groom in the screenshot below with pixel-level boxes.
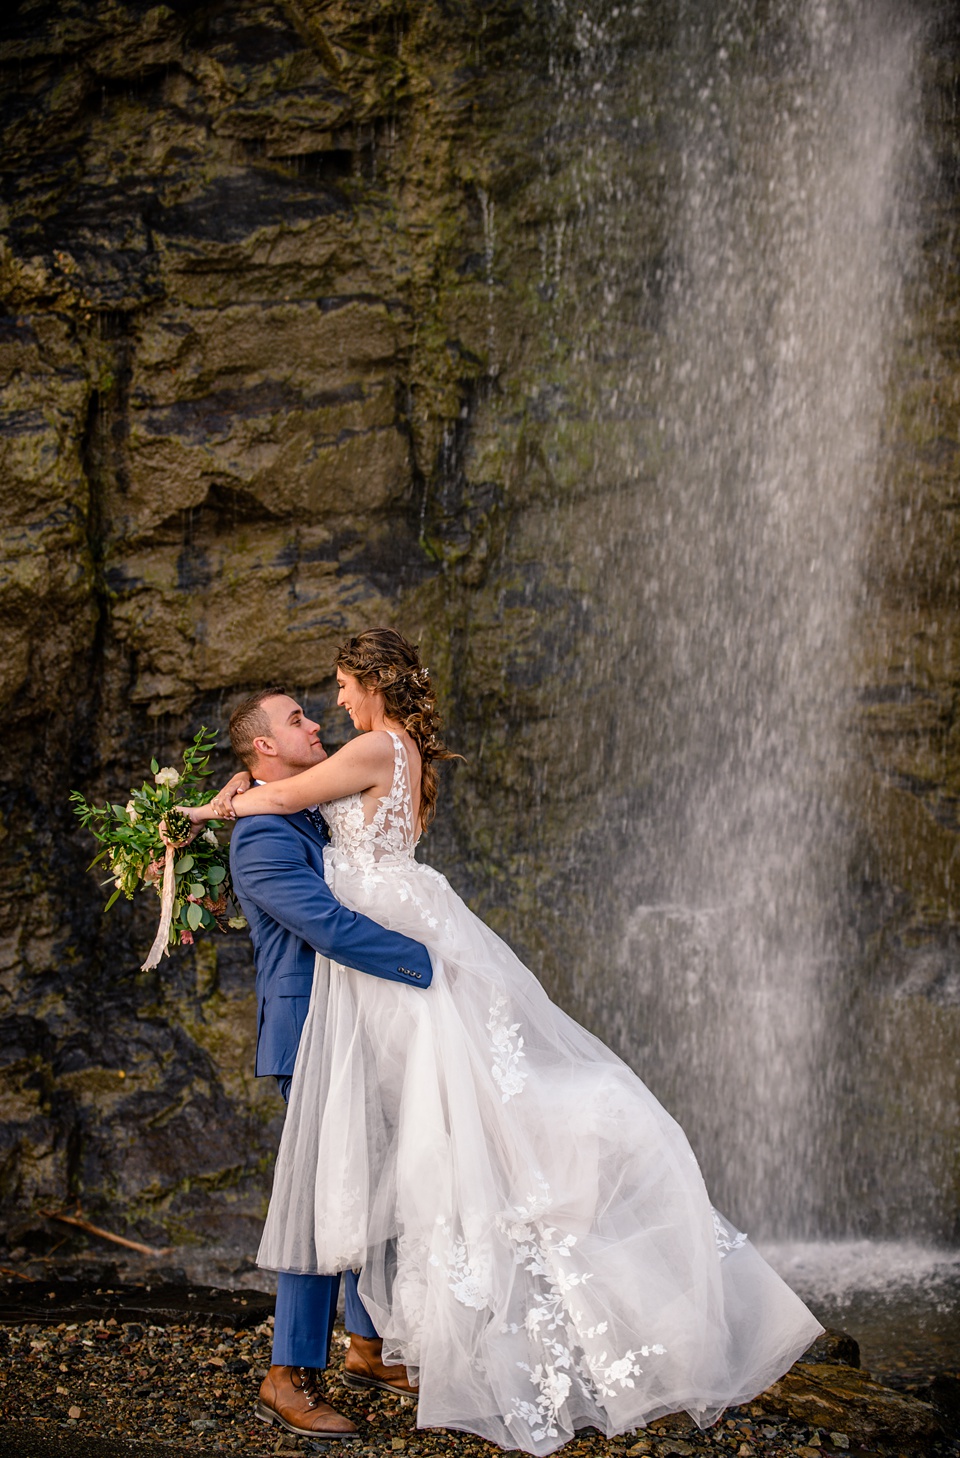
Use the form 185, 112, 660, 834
227, 687, 432, 1441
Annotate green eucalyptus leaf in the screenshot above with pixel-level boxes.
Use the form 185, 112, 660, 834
186, 901, 203, 931
206, 864, 226, 885
175, 854, 195, 873
189, 881, 205, 898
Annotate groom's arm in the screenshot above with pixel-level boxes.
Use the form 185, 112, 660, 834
231, 818, 433, 987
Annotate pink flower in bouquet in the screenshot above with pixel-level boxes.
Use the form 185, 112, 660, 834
144, 858, 164, 885
179, 930, 195, 945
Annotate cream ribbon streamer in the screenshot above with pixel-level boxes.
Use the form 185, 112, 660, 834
141, 842, 177, 971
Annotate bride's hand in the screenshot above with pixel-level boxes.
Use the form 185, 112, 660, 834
208, 770, 253, 821
159, 811, 202, 847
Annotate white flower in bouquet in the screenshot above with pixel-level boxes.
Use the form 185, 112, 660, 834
154, 766, 180, 789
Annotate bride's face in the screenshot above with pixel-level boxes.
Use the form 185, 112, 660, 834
336, 668, 382, 732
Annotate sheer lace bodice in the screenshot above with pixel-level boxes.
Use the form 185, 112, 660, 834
320, 730, 417, 872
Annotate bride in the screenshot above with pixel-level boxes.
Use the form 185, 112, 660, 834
187, 628, 822, 1455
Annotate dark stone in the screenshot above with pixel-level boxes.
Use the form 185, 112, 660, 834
922, 1373, 960, 1431
759, 1362, 947, 1446
798, 1328, 861, 1369
147, 170, 350, 244
0, 1281, 274, 1330
0, 1425, 171, 1458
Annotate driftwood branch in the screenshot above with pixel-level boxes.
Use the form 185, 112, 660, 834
41, 1209, 173, 1259
0, 1265, 38, 1282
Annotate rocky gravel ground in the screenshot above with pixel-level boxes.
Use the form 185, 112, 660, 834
0, 1312, 839, 1457
0, 1291, 957, 1458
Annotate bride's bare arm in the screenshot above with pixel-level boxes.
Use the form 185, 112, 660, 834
211, 769, 252, 817
182, 733, 395, 824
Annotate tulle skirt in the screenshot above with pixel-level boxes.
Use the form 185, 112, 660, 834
258, 852, 822, 1453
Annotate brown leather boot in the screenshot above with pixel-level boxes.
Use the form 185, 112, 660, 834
256, 1364, 360, 1439
342, 1334, 419, 1397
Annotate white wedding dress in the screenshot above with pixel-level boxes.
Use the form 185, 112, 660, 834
258, 732, 822, 1453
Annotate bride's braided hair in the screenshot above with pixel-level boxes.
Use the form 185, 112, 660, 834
335, 628, 460, 830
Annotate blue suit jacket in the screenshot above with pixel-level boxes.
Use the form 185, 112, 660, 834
230, 811, 433, 1078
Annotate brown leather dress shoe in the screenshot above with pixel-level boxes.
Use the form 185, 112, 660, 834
256, 1364, 360, 1440
342, 1334, 419, 1398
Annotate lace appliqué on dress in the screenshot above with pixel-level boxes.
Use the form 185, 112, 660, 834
498, 1180, 667, 1443
488, 993, 528, 1101
713, 1209, 748, 1259
430, 1217, 494, 1312
322, 1185, 367, 1271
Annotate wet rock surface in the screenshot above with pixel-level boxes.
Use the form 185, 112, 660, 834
760, 1364, 946, 1449
0, 0, 959, 1257
0, 1291, 956, 1458
0, 0, 564, 1248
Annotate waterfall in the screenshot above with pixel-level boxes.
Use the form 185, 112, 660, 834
546, 0, 929, 1239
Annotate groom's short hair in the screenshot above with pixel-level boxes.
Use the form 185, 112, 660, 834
230, 686, 289, 769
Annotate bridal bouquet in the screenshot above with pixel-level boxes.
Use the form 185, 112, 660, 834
70, 727, 245, 971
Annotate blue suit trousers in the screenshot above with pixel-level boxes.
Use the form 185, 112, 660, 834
271, 1076, 378, 1367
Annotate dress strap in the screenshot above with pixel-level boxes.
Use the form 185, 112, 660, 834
385, 730, 418, 848
386, 730, 405, 788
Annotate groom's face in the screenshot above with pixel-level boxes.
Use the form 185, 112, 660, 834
259, 694, 326, 776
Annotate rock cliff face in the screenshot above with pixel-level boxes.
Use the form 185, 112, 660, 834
0, 0, 562, 1252
0, 0, 958, 1254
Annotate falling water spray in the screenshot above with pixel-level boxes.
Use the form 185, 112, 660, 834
546, 0, 924, 1238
